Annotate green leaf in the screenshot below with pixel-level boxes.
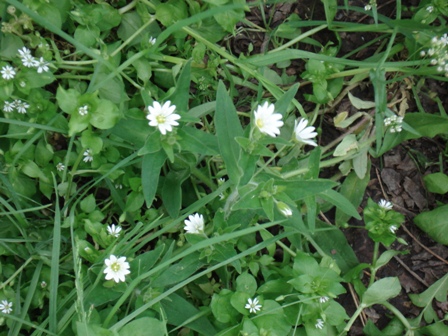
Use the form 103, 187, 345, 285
236, 273, 257, 297
90, 99, 121, 130
161, 168, 190, 218
319, 189, 361, 220
130, 244, 165, 275
375, 250, 407, 271
335, 165, 370, 226
414, 204, 448, 245
362, 277, 401, 306
275, 83, 300, 118
156, 0, 188, 26
56, 86, 80, 114
74, 25, 100, 47
151, 252, 203, 287
142, 150, 166, 207
215, 81, 243, 185
211, 290, 239, 324
170, 60, 191, 112
423, 172, 448, 194
178, 127, 219, 155
118, 317, 165, 336
230, 291, 252, 315
80, 194, 96, 214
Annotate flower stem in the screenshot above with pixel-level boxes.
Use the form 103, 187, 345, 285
369, 242, 380, 287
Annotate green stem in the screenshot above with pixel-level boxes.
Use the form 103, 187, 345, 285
0, 256, 34, 290
369, 242, 380, 287
382, 301, 413, 331
340, 303, 366, 336
269, 24, 328, 53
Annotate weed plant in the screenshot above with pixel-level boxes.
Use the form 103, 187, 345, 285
1, 0, 448, 335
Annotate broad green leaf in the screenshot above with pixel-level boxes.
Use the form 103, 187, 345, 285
56, 86, 80, 114
280, 179, 338, 201
170, 60, 191, 112
333, 134, 358, 156
142, 150, 166, 207
156, 0, 188, 26
130, 244, 165, 275
414, 204, 448, 245
211, 290, 239, 324
215, 81, 243, 185
409, 273, 448, 314
230, 291, 252, 315
90, 99, 121, 130
118, 317, 165, 336
178, 127, 219, 155
335, 164, 370, 226
362, 277, 401, 306
162, 293, 217, 336
348, 92, 376, 110
161, 168, 190, 218
423, 172, 448, 194
319, 189, 361, 219
74, 25, 100, 47
375, 250, 407, 271
77, 322, 113, 336
236, 273, 257, 297
151, 252, 203, 287
253, 300, 291, 335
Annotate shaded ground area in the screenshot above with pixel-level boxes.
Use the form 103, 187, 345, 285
231, 0, 448, 333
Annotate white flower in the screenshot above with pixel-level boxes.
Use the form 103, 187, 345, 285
149, 36, 156, 45
319, 296, 329, 303
245, 298, 262, 314
315, 318, 324, 329
83, 149, 93, 162
389, 225, 398, 234
14, 99, 29, 114
107, 224, 122, 238
253, 102, 284, 137
35, 57, 50, 73
184, 213, 204, 234
294, 118, 318, 146
1, 65, 16, 80
0, 300, 13, 314
56, 162, 65, 171
384, 115, 403, 133
78, 105, 89, 116
364, 4, 371, 11
41, 281, 47, 288
18, 47, 32, 58
3, 101, 15, 112
146, 101, 180, 135
277, 202, 292, 217
378, 199, 393, 210
21, 54, 38, 68
104, 255, 131, 283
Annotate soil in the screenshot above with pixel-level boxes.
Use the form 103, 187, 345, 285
232, 0, 448, 334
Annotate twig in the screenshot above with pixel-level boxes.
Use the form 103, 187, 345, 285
393, 255, 429, 287
348, 283, 367, 326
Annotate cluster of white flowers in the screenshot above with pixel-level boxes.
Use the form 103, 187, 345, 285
384, 115, 403, 133
18, 47, 50, 73
253, 102, 318, 146
147, 101, 180, 135
0, 300, 13, 314
2, 99, 30, 114
245, 297, 262, 314
78, 105, 89, 116
184, 213, 204, 234
420, 34, 448, 77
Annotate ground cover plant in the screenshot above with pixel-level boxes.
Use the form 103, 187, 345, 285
0, 0, 448, 335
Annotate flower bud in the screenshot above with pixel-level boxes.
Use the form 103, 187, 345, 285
276, 202, 292, 217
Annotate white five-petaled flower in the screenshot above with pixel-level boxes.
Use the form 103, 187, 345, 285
149, 36, 156, 45
78, 105, 89, 116
378, 199, 393, 211
104, 255, 131, 283
21, 54, 38, 68
146, 101, 180, 135
14, 99, 29, 114
315, 318, 324, 329
107, 224, 122, 238
3, 101, 15, 113
253, 102, 284, 137
389, 225, 398, 234
18, 47, 32, 58
1, 65, 16, 80
35, 57, 50, 73
56, 162, 65, 171
83, 149, 93, 162
294, 118, 318, 146
184, 213, 204, 234
0, 300, 13, 314
245, 297, 262, 314
319, 296, 329, 303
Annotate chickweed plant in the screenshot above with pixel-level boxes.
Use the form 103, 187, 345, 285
1, 0, 448, 335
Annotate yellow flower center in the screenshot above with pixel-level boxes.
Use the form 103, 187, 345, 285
256, 119, 264, 128
156, 115, 166, 124
111, 262, 120, 272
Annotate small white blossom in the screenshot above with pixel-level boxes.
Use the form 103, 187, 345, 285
18, 47, 32, 58
389, 225, 398, 234
146, 101, 180, 135
315, 318, 324, 329
253, 102, 284, 137
364, 4, 371, 11
0, 300, 13, 314
115, 184, 123, 189
14, 99, 29, 114
427, 6, 434, 13
104, 255, 131, 283
56, 162, 65, 171
107, 224, 122, 238
184, 213, 204, 234
277, 202, 292, 217
78, 105, 89, 116
378, 199, 393, 210
319, 296, 329, 303
384, 115, 403, 133
245, 297, 262, 314
1, 65, 16, 80
294, 118, 318, 146
149, 36, 156, 45
21, 54, 38, 68
41, 281, 47, 288
83, 149, 93, 162
3, 101, 15, 112
35, 57, 50, 73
